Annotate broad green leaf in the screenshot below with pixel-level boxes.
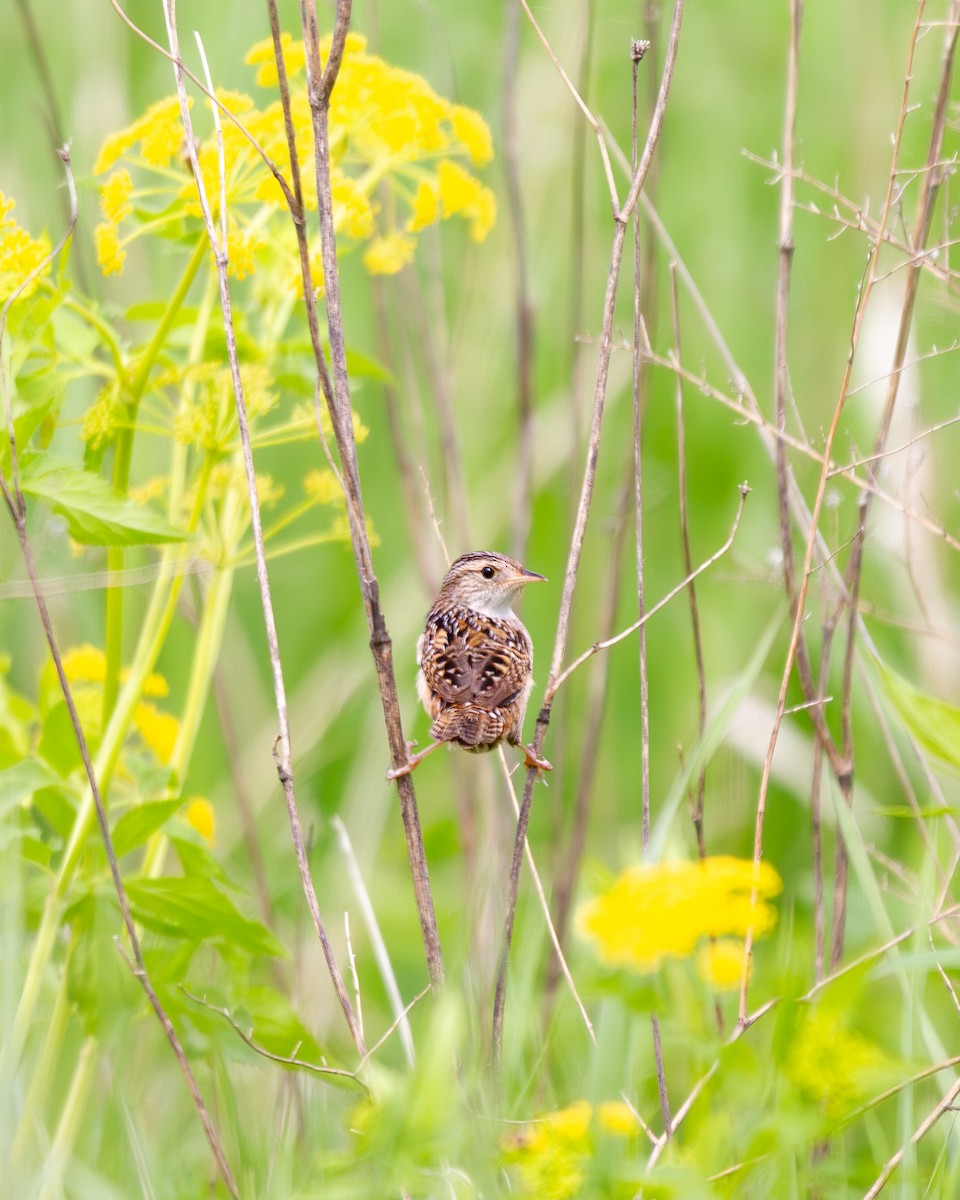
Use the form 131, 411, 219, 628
0, 758, 66, 818
170, 832, 239, 891
20, 453, 188, 546
112, 797, 185, 857
877, 662, 960, 771
65, 890, 140, 1037
33, 783, 79, 841
125, 876, 287, 959
37, 700, 85, 777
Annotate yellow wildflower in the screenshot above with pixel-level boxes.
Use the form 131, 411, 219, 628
697, 938, 749, 991
304, 468, 343, 506
451, 104, 493, 166
82, 382, 123, 448
437, 159, 482, 215
128, 477, 169, 507
787, 1010, 892, 1117
94, 222, 126, 276
331, 170, 376, 240
255, 473, 285, 507
100, 168, 133, 224
63, 645, 107, 684
596, 1101, 641, 1136
578, 856, 782, 973
185, 797, 216, 845
134, 702, 180, 764
468, 184, 496, 242
436, 159, 496, 242
228, 228, 259, 280
245, 31, 306, 87
94, 97, 189, 175
0, 192, 51, 300
408, 179, 439, 232
363, 232, 415, 276
502, 1101, 592, 1200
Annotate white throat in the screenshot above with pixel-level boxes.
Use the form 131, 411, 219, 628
472, 595, 520, 621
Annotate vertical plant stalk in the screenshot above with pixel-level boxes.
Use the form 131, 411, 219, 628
738, 0, 929, 1026
492, 0, 685, 1068
161, 1, 366, 1055
630, 36, 671, 1136
296, 0, 444, 989
544, 467, 632, 1011
0, 150, 240, 1199
830, 0, 960, 968
101, 236, 208, 723
504, 0, 535, 563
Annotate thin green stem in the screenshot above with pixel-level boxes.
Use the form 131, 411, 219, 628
36, 1036, 98, 1200
103, 236, 208, 721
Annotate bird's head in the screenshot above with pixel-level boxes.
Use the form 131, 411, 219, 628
437, 551, 547, 618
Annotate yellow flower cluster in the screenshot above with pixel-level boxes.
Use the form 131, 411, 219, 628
578, 856, 782, 973
173, 363, 278, 453
92, 32, 495, 280
501, 1100, 644, 1199
62, 645, 180, 765
787, 1010, 892, 1117
184, 796, 216, 845
0, 192, 51, 301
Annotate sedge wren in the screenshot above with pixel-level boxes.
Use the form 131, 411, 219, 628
386, 551, 553, 779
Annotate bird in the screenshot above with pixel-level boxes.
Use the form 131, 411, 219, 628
386, 551, 553, 779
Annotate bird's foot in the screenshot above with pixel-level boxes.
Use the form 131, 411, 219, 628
386, 739, 442, 781
520, 743, 552, 772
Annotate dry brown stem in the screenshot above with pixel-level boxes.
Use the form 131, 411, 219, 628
162, 1, 366, 1056
492, 0, 685, 1070
297, 0, 444, 990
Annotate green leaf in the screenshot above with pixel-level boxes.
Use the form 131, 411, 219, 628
169, 832, 240, 891
125, 876, 287, 960
877, 661, 960, 771
0, 758, 67, 819
33, 783, 79, 841
66, 890, 140, 1037
20, 453, 188, 547
37, 700, 85, 777
112, 798, 185, 857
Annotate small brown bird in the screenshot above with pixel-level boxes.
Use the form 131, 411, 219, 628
386, 551, 553, 779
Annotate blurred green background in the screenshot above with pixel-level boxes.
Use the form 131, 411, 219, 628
4, 0, 960, 1194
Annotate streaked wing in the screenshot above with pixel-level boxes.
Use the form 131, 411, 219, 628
420, 607, 530, 710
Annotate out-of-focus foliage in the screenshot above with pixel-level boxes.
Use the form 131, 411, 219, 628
2, 1, 960, 1196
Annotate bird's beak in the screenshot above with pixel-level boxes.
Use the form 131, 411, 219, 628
519, 567, 547, 583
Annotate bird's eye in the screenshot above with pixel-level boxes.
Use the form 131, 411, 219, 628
481, 565, 496, 579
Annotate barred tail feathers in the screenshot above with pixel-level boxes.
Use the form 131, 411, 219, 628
431, 705, 504, 748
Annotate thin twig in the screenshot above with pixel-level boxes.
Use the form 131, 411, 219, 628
630, 33, 670, 1138
332, 816, 417, 1068
492, 0, 685, 1069
516, 0, 619, 211
180, 988, 365, 1086
161, 0, 365, 1055
863, 1072, 960, 1198
298, 0, 444, 990
544, 468, 632, 1013
669, 267, 708, 860
548, 485, 748, 700
504, 0, 535, 563
495, 748, 596, 1045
